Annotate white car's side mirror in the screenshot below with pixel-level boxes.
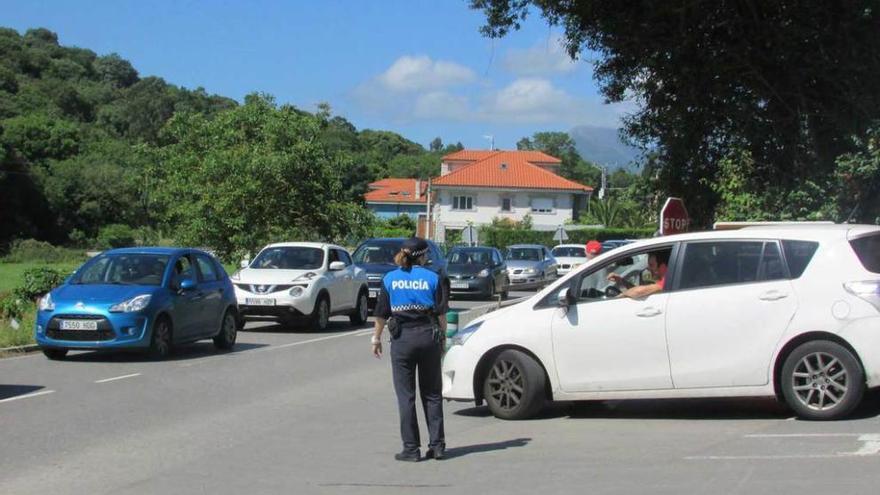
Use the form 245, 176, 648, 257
329, 261, 346, 271
240, 259, 250, 268
558, 286, 576, 307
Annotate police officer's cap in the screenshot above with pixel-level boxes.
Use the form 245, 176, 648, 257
401, 237, 429, 258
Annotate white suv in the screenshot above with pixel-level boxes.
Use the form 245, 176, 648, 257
232, 243, 369, 331
442, 224, 880, 420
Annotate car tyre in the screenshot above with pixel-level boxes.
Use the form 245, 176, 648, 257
781, 340, 864, 420
148, 316, 173, 360
310, 294, 330, 332
213, 309, 238, 350
500, 278, 509, 300
483, 349, 546, 420
42, 348, 68, 360
350, 290, 369, 326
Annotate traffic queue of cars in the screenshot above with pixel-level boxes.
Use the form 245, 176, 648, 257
32, 238, 581, 360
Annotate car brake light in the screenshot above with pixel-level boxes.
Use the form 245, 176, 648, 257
844, 280, 880, 312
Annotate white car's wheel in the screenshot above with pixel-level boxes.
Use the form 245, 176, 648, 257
310, 295, 330, 332
781, 340, 864, 420
349, 290, 368, 326
483, 350, 546, 420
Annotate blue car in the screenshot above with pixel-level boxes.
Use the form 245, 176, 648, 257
35, 247, 240, 360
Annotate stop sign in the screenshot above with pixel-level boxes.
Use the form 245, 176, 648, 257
660, 197, 690, 235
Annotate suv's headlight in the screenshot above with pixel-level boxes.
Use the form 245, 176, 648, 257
450, 321, 483, 347
289, 285, 307, 297
39, 293, 55, 311
109, 294, 152, 313
477, 268, 490, 278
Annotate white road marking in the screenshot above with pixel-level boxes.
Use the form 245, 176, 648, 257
0, 389, 55, 404
94, 373, 141, 384
745, 433, 868, 438
688, 432, 880, 460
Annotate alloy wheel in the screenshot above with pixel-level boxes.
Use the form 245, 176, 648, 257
791, 351, 849, 411
358, 294, 368, 322
318, 299, 329, 329
487, 359, 524, 412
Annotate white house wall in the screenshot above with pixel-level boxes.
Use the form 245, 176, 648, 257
433, 188, 580, 241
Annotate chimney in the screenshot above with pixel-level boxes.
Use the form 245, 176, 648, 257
415, 179, 421, 199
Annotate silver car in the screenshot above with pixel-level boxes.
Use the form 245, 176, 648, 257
504, 244, 557, 289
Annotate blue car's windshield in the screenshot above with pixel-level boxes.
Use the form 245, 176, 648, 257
447, 249, 492, 265
352, 241, 403, 265
72, 254, 170, 286
251, 247, 324, 270
506, 248, 542, 261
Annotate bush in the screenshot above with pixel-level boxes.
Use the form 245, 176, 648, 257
96, 223, 136, 249
14, 267, 65, 302
0, 292, 27, 320
3, 238, 85, 263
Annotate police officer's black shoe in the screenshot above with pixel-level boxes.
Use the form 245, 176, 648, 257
425, 446, 445, 460
394, 450, 420, 462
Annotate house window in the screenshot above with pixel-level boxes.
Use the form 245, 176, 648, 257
452, 195, 474, 210
501, 197, 512, 212
530, 197, 554, 214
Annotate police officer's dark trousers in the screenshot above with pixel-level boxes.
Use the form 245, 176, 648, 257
390, 323, 444, 453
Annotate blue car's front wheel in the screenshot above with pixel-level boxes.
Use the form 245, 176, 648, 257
149, 316, 173, 359
213, 309, 237, 350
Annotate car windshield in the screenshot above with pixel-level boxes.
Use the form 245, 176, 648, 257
552, 246, 586, 258
352, 240, 403, 265
251, 247, 324, 270
448, 249, 492, 265
72, 253, 169, 286
506, 248, 542, 261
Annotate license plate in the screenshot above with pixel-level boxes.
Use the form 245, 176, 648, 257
368, 289, 379, 298
450, 282, 469, 289
245, 298, 276, 306
60, 319, 98, 330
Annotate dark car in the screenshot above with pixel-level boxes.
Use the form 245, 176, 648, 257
352, 238, 449, 308
446, 247, 509, 300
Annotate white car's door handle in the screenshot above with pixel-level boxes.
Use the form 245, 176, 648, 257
635, 307, 662, 317
759, 290, 788, 301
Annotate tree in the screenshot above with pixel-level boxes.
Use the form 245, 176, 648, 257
93, 53, 138, 88
148, 94, 373, 259
471, 1, 880, 226
429, 137, 443, 151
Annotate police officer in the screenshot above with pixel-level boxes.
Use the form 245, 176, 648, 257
371, 237, 448, 462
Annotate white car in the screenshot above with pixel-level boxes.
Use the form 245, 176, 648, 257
551, 244, 588, 276
232, 242, 369, 331
442, 224, 880, 421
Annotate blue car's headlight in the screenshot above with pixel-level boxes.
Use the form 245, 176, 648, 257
39, 293, 55, 311
450, 321, 483, 347
109, 294, 152, 313
477, 268, 490, 278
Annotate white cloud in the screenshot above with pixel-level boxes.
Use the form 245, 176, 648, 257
502, 36, 579, 76
378, 55, 476, 92
413, 92, 471, 120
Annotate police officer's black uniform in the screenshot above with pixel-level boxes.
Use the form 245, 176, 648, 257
374, 238, 449, 462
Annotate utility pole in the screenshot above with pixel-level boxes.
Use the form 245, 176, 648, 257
483, 134, 495, 151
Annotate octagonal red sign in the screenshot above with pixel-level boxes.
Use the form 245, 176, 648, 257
660, 197, 690, 235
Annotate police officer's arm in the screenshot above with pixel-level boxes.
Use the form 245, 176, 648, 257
434, 277, 450, 333
371, 286, 392, 358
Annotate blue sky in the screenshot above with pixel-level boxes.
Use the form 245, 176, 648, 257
2, 0, 633, 150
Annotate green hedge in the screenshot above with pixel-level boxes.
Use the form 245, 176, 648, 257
2, 239, 86, 263
478, 227, 655, 250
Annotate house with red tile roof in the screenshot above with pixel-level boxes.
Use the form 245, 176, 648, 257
431, 150, 592, 242
364, 178, 428, 219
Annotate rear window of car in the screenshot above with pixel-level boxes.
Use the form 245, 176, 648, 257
782, 240, 820, 278
849, 233, 880, 273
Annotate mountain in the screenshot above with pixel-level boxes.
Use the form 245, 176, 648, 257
569, 125, 642, 170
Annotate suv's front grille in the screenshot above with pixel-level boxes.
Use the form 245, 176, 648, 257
235, 284, 294, 294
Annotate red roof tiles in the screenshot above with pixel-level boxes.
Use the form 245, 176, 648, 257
364, 178, 427, 204
433, 150, 591, 192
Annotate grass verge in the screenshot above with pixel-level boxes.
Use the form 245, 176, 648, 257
0, 305, 36, 348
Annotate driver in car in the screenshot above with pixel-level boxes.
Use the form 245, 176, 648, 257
607, 250, 670, 299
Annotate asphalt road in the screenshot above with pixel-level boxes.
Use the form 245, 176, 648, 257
2, 288, 879, 495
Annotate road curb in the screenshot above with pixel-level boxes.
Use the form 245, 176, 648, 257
0, 344, 39, 354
